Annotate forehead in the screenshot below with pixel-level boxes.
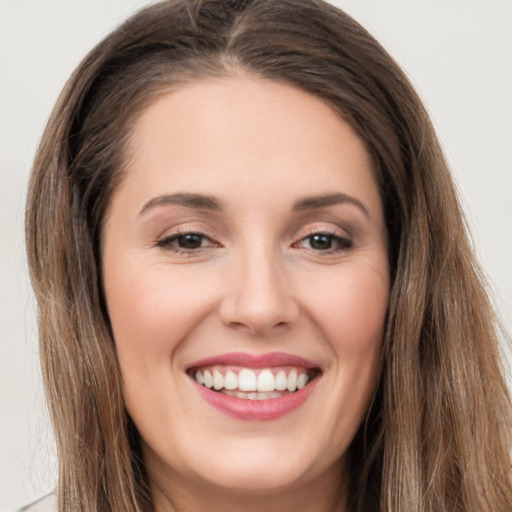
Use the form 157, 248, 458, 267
116, 76, 382, 219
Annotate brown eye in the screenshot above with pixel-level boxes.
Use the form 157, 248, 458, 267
157, 232, 215, 251
176, 233, 204, 249
309, 234, 334, 250
297, 232, 352, 252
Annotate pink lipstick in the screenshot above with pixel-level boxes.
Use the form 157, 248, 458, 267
186, 351, 319, 370
187, 352, 321, 421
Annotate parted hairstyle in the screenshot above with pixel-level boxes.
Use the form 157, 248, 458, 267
25, 0, 512, 510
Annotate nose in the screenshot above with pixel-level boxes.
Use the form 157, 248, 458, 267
219, 248, 299, 336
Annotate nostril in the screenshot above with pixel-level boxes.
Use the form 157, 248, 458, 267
223, 318, 291, 336
247, 320, 289, 336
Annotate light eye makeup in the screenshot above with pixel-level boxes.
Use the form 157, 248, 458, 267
294, 231, 352, 253
153, 226, 353, 257
155, 229, 220, 254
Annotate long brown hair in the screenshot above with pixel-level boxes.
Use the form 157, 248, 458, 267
25, 0, 512, 510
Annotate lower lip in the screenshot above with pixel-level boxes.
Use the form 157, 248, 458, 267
193, 378, 318, 421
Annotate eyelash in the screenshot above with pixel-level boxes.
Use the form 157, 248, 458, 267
155, 231, 218, 254
155, 230, 352, 254
293, 231, 352, 253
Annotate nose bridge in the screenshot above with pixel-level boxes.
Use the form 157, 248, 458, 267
220, 240, 297, 335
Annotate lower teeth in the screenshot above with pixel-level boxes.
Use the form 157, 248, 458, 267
220, 389, 287, 400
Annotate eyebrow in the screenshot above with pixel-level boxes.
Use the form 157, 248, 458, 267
292, 193, 370, 218
139, 191, 370, 218
139, 193, 222, 215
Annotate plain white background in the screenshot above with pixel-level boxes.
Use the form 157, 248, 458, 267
1, 1, 511, 509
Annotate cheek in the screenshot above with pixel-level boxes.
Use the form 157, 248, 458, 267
306, 264, 388, 435
302, 263, 389, 356
104, 263, 215, 367
103, 264, 214, 429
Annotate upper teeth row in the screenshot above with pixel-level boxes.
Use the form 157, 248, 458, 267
195, 368, 310, 393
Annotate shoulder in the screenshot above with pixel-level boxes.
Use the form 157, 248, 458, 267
14, 491, 56, 512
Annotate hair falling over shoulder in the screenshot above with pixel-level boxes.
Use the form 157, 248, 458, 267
25, 0, 512, 510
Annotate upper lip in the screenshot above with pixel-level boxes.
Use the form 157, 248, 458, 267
186, 351, 320, 371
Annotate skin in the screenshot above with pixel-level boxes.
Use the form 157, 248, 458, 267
102, 76, 390, 512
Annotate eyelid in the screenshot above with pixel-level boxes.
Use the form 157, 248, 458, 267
153, 218, 221, 241
154, 227, 221, 253
157, 232, 212, 246
291, 224, 353, 253
295, 222, 350, 240
295, 232, 351, 249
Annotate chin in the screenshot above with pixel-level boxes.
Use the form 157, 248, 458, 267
152, 430, 345, 496
205, 451, 309, 491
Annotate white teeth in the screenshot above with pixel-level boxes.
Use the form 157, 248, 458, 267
195, 370, 204, 385
238, 368, 257, 391
222, 390, 286, 400
203, 370, 213, 389
275, 370, 287, 390
287, 369, 297, 392
224, 370, 238, 390
296, 373, 308, 390
257, 369, 275, 392
193, 366, 313, 396
213, 369, 224, 390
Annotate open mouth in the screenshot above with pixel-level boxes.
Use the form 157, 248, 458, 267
187, 366, 321, 401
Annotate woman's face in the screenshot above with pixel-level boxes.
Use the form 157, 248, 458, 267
102, 76, 389, 502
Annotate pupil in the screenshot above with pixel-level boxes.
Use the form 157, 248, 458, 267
178, 233, 202, 249
310, 234, 332, 250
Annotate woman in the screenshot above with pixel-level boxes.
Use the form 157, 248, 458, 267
24, 0, 512, 510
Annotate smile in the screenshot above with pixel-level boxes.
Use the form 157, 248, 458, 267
192, 366, 313, 399
187, 352, 321, 420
